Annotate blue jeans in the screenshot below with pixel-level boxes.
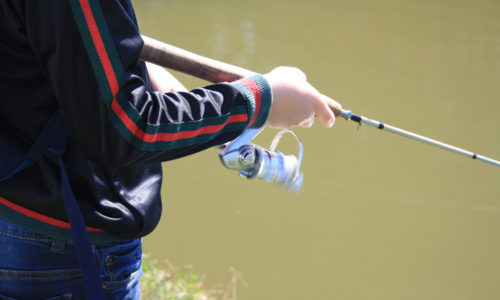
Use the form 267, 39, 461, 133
0, 217, 142, 299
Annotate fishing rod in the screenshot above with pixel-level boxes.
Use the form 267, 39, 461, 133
339, 111, 500, 167
139, 35, 500, 170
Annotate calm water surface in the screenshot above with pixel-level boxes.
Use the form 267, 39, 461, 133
133, 0, 500, 299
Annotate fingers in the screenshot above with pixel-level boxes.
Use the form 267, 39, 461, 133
323, 96, 342, 117
314, 94, 337, 128
299, 114, 315, 128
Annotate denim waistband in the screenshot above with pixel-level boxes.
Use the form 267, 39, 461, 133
0, 216, 54, 242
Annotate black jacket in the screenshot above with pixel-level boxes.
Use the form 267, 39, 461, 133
0, 0, 272, 242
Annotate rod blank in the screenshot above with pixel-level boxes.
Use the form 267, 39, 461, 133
340, 110, 500, 167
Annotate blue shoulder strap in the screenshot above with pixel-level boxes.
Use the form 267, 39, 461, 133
5, 113, 107, 300
46, 114, 107, 300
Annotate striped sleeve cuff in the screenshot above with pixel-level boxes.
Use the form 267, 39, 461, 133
231, 74, 273, 129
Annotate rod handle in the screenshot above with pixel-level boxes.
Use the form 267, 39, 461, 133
139, 35, 342, 117
140, 35, 254, 83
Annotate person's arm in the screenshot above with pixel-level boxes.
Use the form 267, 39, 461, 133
26, 0, 339, 167
24, 0, 272, 166
146, 61, 340, 129
146, 62, 188, 93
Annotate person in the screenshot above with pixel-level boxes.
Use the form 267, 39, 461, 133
0, 0, 341, 299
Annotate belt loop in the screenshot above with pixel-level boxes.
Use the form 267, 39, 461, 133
51, 238, 66, 252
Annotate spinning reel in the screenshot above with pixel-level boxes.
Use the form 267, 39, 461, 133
219, 127, 304, 193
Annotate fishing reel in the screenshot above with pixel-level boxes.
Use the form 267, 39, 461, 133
219, 127, 304, 193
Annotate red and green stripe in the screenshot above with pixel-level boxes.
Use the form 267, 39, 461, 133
233, 74, 273, 129
69, 0, 271, 151
0, 196, 120, 243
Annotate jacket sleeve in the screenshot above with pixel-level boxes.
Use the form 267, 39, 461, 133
24, 0, 272, 166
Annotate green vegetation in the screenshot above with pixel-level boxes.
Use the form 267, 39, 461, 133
140, 254, 247, 300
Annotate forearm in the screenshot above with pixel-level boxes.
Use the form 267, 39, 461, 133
146, 62, 187, 93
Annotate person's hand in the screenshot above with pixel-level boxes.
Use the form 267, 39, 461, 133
146, 62, 188, 92
264, 66, 341, 129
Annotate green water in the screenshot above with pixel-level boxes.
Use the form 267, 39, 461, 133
133, 0, 500, 299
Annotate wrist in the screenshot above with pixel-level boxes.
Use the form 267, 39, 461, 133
232, 74, 273, 129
